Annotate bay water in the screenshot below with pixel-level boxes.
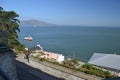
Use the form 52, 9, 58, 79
18, 26, 120, 62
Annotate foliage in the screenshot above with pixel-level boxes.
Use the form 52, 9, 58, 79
63, 58, 79, 68
31, 55, 116, 78
0, 7, 25, 52
80, 64, 115, 78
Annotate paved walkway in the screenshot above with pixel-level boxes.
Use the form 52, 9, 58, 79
16, 55, 65, 80
16, 55, 102, 80
16, 64, 42, 80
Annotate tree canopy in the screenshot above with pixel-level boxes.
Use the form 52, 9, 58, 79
0, 7, 24, 51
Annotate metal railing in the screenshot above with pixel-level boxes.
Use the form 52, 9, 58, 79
0, 30, 8, 52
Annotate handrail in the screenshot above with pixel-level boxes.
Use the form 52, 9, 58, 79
0, 46, 8, 52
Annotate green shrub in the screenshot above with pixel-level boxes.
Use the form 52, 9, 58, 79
80, 64, 114, 78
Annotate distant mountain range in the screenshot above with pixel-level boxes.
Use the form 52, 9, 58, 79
20, 19, 55, 26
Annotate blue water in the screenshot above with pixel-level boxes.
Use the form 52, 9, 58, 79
18, 26, 120, 62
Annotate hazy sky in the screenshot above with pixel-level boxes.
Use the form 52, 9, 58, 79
0, 0, 120, 26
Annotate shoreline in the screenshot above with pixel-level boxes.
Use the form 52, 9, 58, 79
19, 26, 120, 62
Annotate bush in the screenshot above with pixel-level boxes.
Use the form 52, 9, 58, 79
80, 64, 114, 78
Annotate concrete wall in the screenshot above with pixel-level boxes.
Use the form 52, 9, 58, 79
0, 51, 18, 80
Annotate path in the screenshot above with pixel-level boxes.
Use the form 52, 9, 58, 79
16, 55, 65, 80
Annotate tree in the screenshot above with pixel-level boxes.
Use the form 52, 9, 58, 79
0, 7, 25, 51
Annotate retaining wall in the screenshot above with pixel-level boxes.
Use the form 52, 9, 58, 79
0, 51, 18, 80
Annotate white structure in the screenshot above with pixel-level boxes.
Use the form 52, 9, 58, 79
57, 54, 65, 62
41, 51, 65, 62
28, 44, 43, 52
25, 48, 28, 51
88, 53, 120, 72
36, 44, 43, 50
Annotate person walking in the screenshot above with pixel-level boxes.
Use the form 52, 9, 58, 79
25, 51, 30, 62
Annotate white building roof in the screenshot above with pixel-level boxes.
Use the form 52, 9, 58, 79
88, 53, 120, 71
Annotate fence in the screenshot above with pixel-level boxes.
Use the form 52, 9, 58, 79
0, 30, 8, 52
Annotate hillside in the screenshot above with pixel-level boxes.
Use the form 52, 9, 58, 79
20, 19, 55, 26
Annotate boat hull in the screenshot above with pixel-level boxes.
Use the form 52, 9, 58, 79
24, 37, 33, 41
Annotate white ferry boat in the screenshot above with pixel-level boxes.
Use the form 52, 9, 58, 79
24, 36, 33, 41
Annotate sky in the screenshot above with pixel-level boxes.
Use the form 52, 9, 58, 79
0, 0, 120, 26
